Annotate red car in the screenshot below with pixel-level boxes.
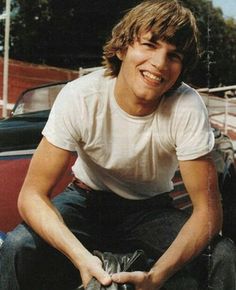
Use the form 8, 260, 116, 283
0, 77, 235, 242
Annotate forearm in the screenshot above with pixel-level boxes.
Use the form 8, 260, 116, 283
111, 207, 222, 290
146, 156, 222, 284
18, 191, 91, 269
17, 139, 112, 287
148, 206, 222, 287
16, 139, 89, 267
18, 190, 112, 287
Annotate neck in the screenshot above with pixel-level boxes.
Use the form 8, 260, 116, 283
115, 96, 159, 116
114, 82, 161, 117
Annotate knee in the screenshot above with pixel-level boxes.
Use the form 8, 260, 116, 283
211, 236, 236, 267
2, 224, 38, 258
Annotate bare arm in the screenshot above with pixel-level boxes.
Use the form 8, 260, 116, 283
18, 137, 112, 287
112, 154, 222, 289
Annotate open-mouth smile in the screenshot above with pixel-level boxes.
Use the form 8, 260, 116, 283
142, 70, 163, 84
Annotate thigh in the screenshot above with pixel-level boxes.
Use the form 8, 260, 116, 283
186, 235, 236, 289
2, 184, 100, 290
51, 183, 100, 250
116, 207, 200, 289
118, 206, 190, 258
2, 222, 81, 290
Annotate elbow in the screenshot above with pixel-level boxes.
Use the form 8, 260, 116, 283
17, 190, 31, 221
193, 202, 223, 239
210, 201, 223, 237
17, 192, 26, 219
205, 190, 223, 237
215, 207, 223, 235
212, 218, 222, 237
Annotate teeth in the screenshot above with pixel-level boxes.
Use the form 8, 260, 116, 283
143, 71, 162, 82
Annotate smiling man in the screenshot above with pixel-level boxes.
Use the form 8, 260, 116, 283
1, 1, 236, 290
114, 33, 184, 116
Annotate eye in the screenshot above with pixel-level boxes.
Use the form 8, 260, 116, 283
141, 42, 156, 49
169, 52, 183, 62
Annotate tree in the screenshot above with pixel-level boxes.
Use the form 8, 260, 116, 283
182, 0, 236, 87
1, 0, 236, 87
8, 0, 140, 68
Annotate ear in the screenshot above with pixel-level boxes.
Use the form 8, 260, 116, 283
116, 50, 124, 61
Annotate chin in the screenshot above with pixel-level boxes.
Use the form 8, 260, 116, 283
137, 95, 160, 105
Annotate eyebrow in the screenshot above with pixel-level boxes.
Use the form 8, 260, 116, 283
140, 35, 184, 55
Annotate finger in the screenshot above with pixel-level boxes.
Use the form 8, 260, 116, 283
95, 269, 112, 286
112, 271, 144, 284
81, 265, 112, 288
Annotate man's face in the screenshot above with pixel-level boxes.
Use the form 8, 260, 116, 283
116, 31, 183, 111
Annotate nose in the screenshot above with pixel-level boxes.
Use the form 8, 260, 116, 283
150, 49, 168, 71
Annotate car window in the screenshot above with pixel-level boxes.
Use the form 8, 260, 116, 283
13, 83, 66, 116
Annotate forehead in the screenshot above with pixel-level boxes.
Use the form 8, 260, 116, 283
138, 31, 181, 52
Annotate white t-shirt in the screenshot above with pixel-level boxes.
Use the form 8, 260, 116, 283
42, 69, 214, 199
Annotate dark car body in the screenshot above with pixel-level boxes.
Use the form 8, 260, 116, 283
0, 80, 235, 242
0, 82, 66, 152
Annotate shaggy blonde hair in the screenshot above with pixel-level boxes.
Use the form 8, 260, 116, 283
103, 0, 199, 80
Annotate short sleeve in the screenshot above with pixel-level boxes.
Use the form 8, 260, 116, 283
173, 90, 214, 160
42, 83, 82, 151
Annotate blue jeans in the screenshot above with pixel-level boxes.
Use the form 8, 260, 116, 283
0, 183, 236, 290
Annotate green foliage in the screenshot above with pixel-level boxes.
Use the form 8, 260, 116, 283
8, 0, 140, 68
1, 0, 236, 87
182, 0, 236, 87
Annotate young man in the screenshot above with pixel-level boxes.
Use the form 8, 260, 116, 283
1, 1, 236, 289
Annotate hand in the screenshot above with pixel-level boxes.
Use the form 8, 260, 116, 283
112, 271, 164, 290
78, 254, 112, 288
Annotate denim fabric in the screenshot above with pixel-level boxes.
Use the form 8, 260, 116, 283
0, 183, 236, 290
